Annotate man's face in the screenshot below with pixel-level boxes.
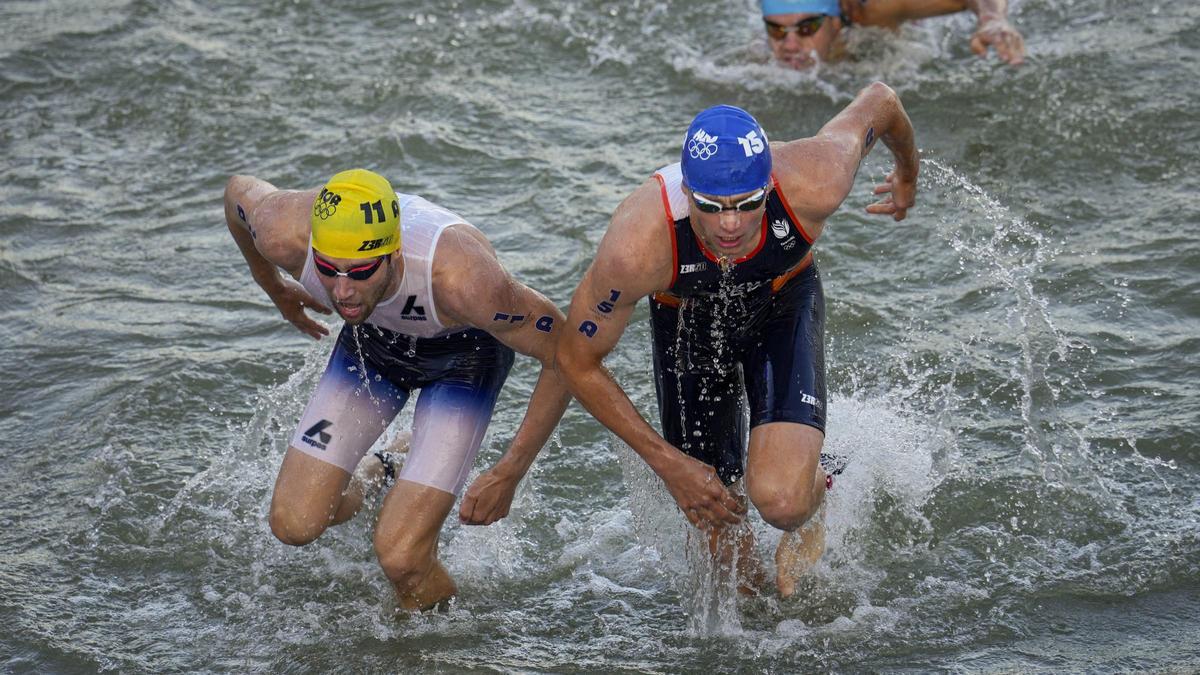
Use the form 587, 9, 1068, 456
764, 13, 840, 69
311, 250, 399, 325
686, 186, 770, 260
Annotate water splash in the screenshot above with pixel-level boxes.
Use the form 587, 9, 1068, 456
875, 156, 1195, 606
921, 157, 1125, 481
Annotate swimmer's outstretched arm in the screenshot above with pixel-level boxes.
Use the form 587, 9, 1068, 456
850, 0, 1025, 65
774, 81, 918, 224
556, 184, 747, 531
432, 226, 574, 526
222, 176, 332, 339
965, 0, 1026, 65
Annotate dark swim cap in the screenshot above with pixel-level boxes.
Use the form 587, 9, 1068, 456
679, 105, 772, 197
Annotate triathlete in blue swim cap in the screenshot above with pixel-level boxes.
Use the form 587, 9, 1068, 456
680, 105, 773, 198
760, 0, 1025, 69
557, 82, 920, 598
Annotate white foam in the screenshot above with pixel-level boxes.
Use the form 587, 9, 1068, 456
600, 391, 937, 635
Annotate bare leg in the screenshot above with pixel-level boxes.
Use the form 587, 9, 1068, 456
707, 522, 767, 596
373, 479, 457, 611
700, 485, 764, 595
774, 506, 826, 598
745, 422, 827, 598
269, 448, 354, 546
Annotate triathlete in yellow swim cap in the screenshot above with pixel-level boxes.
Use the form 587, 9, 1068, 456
222, 168, 571, 612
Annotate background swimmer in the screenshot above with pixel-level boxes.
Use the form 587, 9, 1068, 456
761, 0, 1025, 69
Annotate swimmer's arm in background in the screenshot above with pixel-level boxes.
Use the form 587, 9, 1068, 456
555, 182, 745, 530
848, 0, 1024, 65
222, 176, 331, 339
848, 0, 968, 28
964, 0, 1025, 65
774, 81, 918, 223
432, 224, 573, 526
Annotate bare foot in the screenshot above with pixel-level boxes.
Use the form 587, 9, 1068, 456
349, 430, 412, 497
351, 453, 390, 492
775, 518, 826, 599
382, 429, 412, 456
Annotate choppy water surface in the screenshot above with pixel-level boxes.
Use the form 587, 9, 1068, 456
2, 0, 1198, 672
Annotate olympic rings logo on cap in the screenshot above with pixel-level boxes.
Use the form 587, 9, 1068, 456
313, 202, 336, 220
313, 187, 342, 220
688, 139, 718, 160
687, 128, 721, 161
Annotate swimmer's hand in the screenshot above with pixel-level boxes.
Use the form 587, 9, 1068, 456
971, 17, 1026, 66
660, 454, 746, 530
267, 277, 332, 339
459, 466, 520, 526
866, 170, 916, 221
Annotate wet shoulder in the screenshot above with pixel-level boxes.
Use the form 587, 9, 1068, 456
428, 222, 505, 322
250, 187, 317, 271
596, 178, 676, 295
771, 139, 853, 224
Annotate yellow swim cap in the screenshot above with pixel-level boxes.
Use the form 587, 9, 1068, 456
310, 169, 401, 259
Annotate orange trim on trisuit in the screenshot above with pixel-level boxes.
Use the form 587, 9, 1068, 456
770, 252, 813, 292
654, 173, 679, 290
652, 251, 813, 307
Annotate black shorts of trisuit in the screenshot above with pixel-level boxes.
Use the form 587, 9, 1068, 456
649, 263, 826, 484
343, 323, 515, 392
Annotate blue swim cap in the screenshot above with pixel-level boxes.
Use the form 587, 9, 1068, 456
761, 0, 840, 16
679, 105, 772, 197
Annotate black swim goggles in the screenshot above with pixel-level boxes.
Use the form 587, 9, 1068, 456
764, 15, 826, 40
312, 251, 389, 281
691, 187, 769, 214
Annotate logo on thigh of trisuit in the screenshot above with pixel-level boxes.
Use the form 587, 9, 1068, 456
302, 419, 333, 450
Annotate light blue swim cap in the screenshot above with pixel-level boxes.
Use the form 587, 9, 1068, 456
679, 105, 772, 197
761, 0, 841, 16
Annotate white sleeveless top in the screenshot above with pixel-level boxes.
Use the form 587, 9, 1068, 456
299, 193, 464, 338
